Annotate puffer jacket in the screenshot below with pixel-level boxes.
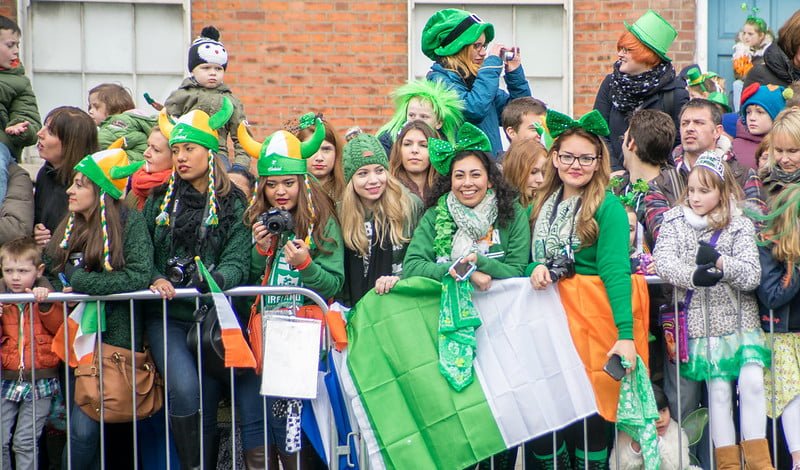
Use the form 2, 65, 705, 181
164, 78, 248, 168
731, 119, 762, 171
0, 163, 34, 245
744, 42, 800, 88
97, 110, 156, 162
0, 277, 63, 371
654, 205, 761, 339
0, 63, 42, 159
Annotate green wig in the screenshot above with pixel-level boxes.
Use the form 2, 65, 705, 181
378, 79, 464, 145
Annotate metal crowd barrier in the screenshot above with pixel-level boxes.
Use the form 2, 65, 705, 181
0, 278, 790, 469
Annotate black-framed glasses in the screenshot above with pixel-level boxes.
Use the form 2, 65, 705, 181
558, 154, 599, 167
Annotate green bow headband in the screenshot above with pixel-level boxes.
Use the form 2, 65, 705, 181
428, 123, 491, 175
546, 109, 610, 139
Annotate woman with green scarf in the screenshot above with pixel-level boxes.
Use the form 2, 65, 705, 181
402, 123, 531, 470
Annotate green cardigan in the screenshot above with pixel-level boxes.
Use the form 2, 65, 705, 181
525, 191, 633, 339
46, 209, 153, 350
248, 216, 345, 304
403, 201, 531, 281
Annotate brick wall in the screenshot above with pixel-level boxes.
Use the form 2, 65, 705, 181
572, 0, 697, 115
0, 4, 13, 19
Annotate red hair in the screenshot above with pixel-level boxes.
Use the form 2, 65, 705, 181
617, 31, 661, 69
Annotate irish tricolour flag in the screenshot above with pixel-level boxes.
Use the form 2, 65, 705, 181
195, 257, 256, 368
340, 277, 598, 469
52, 301, 106, 367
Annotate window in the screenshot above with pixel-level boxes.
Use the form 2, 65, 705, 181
410, 1, 572, 114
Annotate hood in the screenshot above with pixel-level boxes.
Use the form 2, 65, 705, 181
763, 43, 800, 83
735, 119, 762, 145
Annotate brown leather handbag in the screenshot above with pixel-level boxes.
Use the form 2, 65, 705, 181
74, 343, 163, 423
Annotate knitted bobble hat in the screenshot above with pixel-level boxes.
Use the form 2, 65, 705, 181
62, 138, 144, 271
342, 133, 389, 184
741, 83, 786, 121
188, 26, 228, 72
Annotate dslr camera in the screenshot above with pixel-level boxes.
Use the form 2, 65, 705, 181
259, 209, 295, 235
64, 252, 85, 277
166, 256, 197, 287
547, 254, 575, 283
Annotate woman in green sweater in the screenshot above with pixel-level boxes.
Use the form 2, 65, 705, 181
239, 117, 343, 469
526, 109, 635, 469
402, 123, 530, 470
45, 145, 153, 468
142, 98, 256, 469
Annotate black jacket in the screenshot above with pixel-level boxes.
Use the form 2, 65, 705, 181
594, 73, 689, 171
744, 43, 800, 88
33, 162, 68, 233
757, 245, 800, 333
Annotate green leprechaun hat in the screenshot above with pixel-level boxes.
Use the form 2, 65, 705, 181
421, 9, 495, 61
624, 9, 677, 62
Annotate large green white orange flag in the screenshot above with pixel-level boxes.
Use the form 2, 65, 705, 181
340, 277, 597, 469
195, 257, 256, 369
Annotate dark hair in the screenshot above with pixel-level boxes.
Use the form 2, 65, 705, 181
652, 383, 668, 411
778, 10, 800, 60
389, 120, 440, 200
501, 97, 547, 132
0, 16, 21, 35
680, 98, 723, 126
228, 165, 256, 193
426, 151, 518, 228
626, 109, 676, 167
88, 83, 135, 116
42, 107, 99, 185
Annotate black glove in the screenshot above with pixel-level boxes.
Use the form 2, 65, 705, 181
695, 240, 721, 266
692, 263, 723, 287
191, 270, 225, 294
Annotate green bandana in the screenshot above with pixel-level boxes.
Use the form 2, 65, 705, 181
617, 356, 660, 470
532, 190, 581, 264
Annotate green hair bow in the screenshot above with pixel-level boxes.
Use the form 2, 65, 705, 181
546, 109, 610, 139
428, 123, 491, 175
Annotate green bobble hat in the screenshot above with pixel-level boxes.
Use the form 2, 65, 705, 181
342, 132, 389, 184
421, 9, 495, 61
624, 9, 677, 62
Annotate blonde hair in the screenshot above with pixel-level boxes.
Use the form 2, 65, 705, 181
679, 164, 743, 230
439, 44, 481, 81
767, 107, 800, 170
340, 175, 415, 257
761, 185, 800, 270
502, 139, 548, 207
531, 129, 611, 246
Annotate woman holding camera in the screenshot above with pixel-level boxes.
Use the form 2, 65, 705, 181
143, 99, 257, 469
421, 8, 531, 157
338, 131, 422, 307
527, 109, 643, 468
239, 118, 343, 469
402, 123, 529, 470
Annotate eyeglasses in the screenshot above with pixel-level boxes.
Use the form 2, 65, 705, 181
558, 154, 599, 167
472, 42, 488, 52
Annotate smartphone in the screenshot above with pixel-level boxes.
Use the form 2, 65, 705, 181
449, 257, 477, 281
58, 272, 70, 288
603, 354, 626, 381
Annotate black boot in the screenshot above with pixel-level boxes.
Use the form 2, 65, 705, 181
526, 441, 572, 470
245, 446, 265, 470
170, 414, 201, 470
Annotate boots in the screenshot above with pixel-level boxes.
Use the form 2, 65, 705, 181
170, 413, 201, 470
525, 442, 572, 470
715, 444, 741, 470
245, 446, 266, 470
740, 439, 776, 470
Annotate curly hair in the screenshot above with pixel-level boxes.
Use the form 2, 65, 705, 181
425, 150, 518, 228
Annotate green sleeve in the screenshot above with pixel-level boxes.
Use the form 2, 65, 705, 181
212, 198, 251, 289
68, 210, 154, 295
141, 193, 167, 283
594, 193, 634, 340
476, 204, 531, 278
402, 208, 450, 280
6, 75, 41, 149
299, 217, 344, 299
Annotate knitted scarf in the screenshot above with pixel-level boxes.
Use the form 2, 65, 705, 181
435, 190, 497, 391
609, 61, 675, 114
769, 165, 800, 186
131, 168, 172, 210
532, 189, 581, 264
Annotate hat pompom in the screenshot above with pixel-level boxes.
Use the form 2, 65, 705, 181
200, 26, 220, 41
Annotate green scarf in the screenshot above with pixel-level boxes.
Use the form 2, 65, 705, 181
531, 189, 581, 264
434, 191, 497, 391
617, 356, 660, 470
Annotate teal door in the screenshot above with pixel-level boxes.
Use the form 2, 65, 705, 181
707, 1, 800, 99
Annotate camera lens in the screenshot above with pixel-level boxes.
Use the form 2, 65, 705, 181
267, 220, 283, 233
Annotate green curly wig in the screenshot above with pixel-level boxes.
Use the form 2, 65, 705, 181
378, 79, 464, 144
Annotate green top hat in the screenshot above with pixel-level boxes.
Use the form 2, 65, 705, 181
624, 9, 677, 62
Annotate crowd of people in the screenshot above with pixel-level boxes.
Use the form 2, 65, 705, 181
1, 5, 800, 470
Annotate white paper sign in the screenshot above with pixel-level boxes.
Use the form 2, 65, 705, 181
260, 315, 321, 399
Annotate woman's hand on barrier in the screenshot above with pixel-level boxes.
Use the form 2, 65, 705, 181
284, 238, 311, 268
253, 222, 274, 253
61, 286, 78, 308
34, 224, 51, 247
150, 278, 176, 300
608, 339, 637, 374
375, 276, 400, 295
470, 271, 492, 291
530, 264, 552, 290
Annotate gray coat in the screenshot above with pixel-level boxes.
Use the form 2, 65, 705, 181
654, 206, 760, 339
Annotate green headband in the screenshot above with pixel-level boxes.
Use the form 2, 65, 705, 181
428, 123, 491, 175
258, 154, 308, 177
546, 109, 610, 139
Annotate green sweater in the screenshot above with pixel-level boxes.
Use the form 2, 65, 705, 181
403, 201, 531, 281
0, 64, 41, 159
142, 188, 251, 321
97, 111, 156, 162
525, 191, 633, 339
248, 216, 345, 304
46, 209, 154, 350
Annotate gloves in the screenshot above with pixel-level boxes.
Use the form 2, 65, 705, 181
695, 241, 721, 266
191, 270, 225, 294
692, 263, 723, 287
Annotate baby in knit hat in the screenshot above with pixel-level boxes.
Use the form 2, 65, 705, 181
164, 26, 249, 171
732, 83, 787, 169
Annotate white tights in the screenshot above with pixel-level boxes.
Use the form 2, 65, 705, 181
707, 363, 767, 447
783, 396, 800, 454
